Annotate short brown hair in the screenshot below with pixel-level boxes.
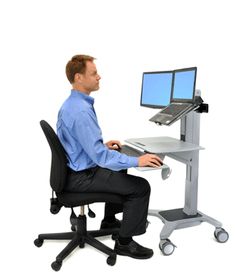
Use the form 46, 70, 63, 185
66, 54, 95, 84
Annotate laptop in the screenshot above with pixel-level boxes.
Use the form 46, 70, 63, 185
149, 67, 197, 125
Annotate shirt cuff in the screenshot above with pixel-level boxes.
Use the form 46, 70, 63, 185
128, 156, 139, 167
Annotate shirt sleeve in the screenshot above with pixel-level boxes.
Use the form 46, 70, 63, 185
72, 111, 138, 171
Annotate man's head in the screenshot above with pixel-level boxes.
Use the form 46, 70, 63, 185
66, 54, 101, 94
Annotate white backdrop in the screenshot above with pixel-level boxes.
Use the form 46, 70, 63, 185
1, 0, 234, 271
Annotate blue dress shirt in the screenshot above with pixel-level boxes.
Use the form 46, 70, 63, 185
57, 90, 138, 171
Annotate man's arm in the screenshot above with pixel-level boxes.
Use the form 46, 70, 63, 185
73, 111, 138, 171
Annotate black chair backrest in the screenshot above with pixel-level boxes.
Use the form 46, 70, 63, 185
40, 120, 68, 193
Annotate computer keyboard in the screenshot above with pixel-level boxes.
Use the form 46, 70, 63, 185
119, 145, 145, 157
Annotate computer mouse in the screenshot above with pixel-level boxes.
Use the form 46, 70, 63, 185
154, 160, 163, 166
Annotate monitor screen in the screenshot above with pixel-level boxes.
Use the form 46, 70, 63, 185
172, 67, 197, 101
140, 71, 173, 108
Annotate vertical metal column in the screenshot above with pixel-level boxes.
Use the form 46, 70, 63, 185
181, 109, 201, 215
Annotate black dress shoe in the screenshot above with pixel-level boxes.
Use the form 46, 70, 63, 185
100, 218, 122, 229
114, 240, 153, 259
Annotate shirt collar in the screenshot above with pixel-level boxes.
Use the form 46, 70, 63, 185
71, 89, 94, 105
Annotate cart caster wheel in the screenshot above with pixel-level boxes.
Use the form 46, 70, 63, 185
34, 238, 43, 247
107, 254, 116, 266
159, 239, 176, 256
214, 228, 229, 243
51, 260, 62, 271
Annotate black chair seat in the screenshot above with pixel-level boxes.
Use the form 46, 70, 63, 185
57, 192, 124, 207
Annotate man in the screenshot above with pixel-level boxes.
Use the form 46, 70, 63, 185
57, 54, 163, 259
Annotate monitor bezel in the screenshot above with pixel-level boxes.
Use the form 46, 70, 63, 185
171, 67, 197, 103
140, 70, 174, 109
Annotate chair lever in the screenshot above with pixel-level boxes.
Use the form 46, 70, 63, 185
88, 205, 96, 218
70, 208, 77, 226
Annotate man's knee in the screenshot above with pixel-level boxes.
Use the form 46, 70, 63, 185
135, 176, 151, 196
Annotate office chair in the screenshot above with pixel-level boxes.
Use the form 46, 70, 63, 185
34, 120, 124, 271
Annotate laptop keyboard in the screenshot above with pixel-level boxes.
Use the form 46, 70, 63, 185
160, 103, 191, 116
119, 145, 145, 157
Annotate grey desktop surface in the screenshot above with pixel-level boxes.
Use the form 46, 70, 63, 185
125, 136, 204, 154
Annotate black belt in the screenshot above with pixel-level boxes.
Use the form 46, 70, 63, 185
68, 166, 99, 175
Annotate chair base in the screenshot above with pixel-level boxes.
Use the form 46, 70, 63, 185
34, 215, 118, 270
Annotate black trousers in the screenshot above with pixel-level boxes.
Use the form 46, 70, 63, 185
65, 166, 151, 237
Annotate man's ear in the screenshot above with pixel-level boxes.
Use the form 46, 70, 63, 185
74, 73, 82, 83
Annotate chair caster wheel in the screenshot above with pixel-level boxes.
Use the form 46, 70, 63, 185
34, 238, 43, 247
79, 243, 85, 248
214, 228, 229, 243
159, 239, 176, 256
111, 233, 118, 241
51, 260, 62, 271
71, 225, 76, 231
107, 254, 116, 266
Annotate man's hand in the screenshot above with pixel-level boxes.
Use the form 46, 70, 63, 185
138, 153, 163, 168
105, 140, 121, 150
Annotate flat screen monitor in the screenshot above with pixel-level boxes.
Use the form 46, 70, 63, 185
140, 71, 173, 109
172, 67, 197, 102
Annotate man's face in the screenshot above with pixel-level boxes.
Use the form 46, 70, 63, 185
79, 61, 101, 93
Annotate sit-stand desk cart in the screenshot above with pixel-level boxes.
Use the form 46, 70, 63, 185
126, 92, 229, 256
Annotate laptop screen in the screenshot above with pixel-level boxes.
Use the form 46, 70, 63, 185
172, 67, 197, 102
140, 71, 173, 109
